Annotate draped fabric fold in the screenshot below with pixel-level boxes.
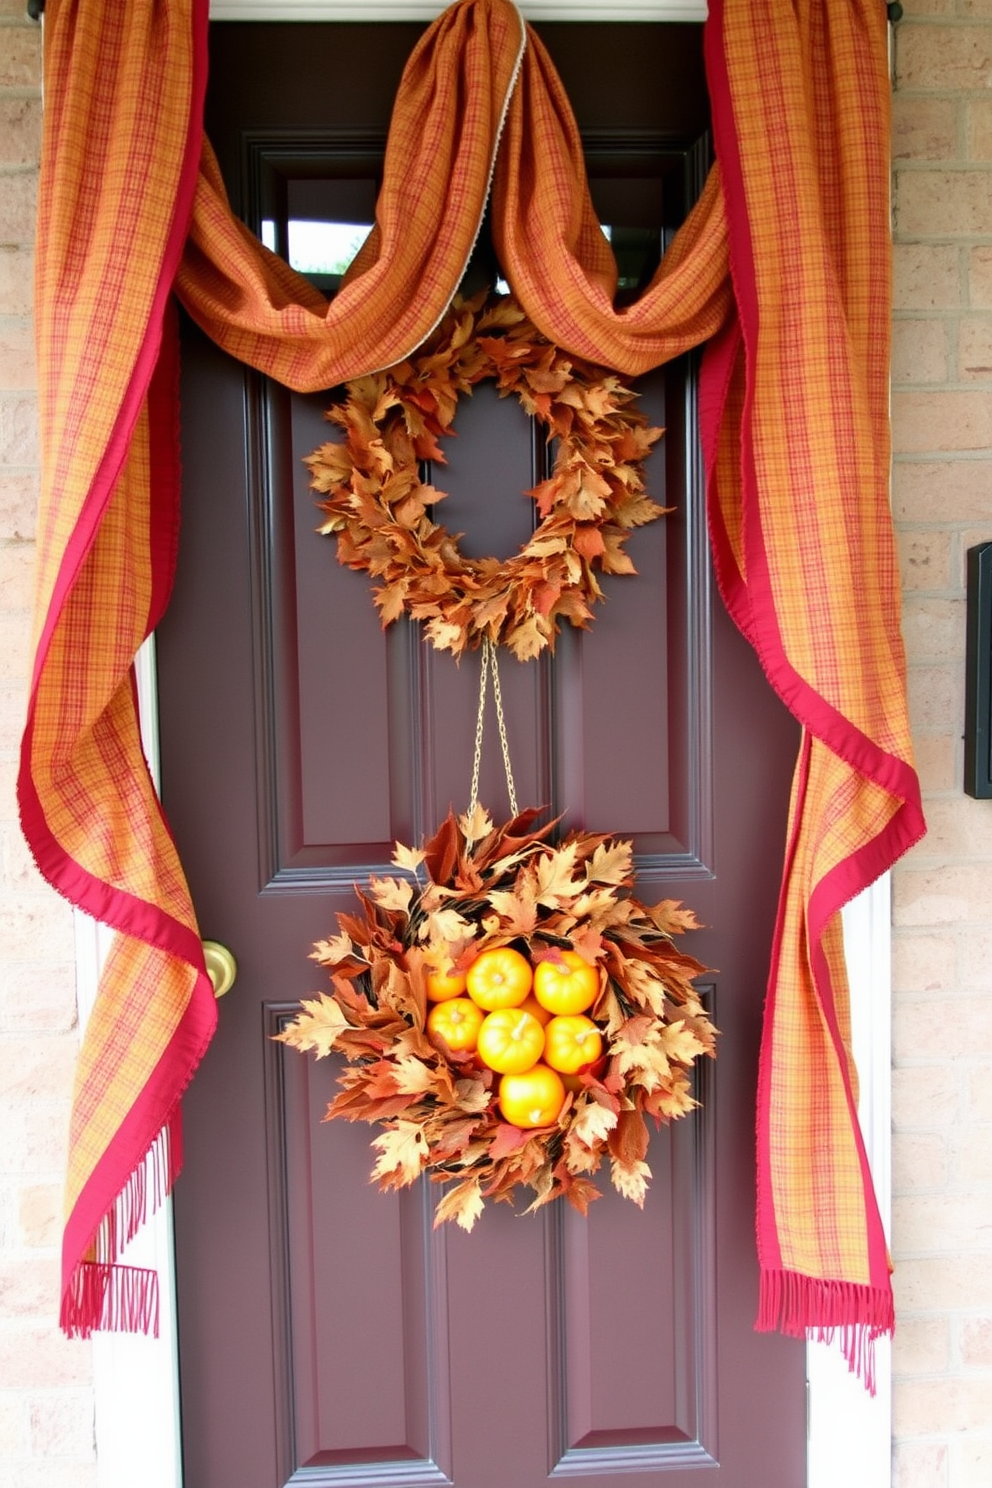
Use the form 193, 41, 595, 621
23, 0, 922, 1377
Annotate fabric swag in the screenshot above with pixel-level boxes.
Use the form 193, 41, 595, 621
21, 0, 923, 1384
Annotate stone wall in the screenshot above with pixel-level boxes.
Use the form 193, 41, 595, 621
1, 4, 991, 1484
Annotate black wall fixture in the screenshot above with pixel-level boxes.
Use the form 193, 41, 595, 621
965, 542, 992, 798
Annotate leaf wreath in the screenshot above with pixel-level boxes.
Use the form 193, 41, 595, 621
276, 806, 716, 1231
306, 291, 667, 663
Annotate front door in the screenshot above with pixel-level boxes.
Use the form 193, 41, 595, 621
158, 20, 805, 1488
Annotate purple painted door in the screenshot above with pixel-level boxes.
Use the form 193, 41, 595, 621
158, 21, 806, 1488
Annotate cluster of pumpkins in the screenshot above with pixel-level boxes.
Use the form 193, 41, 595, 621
425, 947, 603, 1129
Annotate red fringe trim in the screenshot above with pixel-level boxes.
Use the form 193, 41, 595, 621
757, 1268, 895, 1395
61, 1115, 181, 1339
60, 1260, 160, 1339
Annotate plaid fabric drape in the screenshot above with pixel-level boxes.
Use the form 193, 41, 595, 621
23, 0, 922, 1378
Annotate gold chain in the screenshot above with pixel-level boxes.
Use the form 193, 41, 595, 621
468, 638, 518, 818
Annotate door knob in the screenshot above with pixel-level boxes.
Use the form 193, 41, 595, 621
202, 940, 238, 998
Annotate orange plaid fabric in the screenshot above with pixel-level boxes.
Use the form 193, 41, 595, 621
25, 0, 921, 1374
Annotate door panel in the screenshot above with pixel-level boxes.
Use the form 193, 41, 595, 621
159, 22, 806, 1488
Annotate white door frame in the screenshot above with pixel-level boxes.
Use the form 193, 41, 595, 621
75, 5, 892, 1484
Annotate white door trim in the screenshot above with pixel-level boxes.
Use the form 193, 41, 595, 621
75, 7, 892, 1483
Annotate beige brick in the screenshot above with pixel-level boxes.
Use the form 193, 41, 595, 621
893, 318, 950, 384
0, 473, 37, 539
0, 1100, 71, 1173
0, 27, 41, 89
970, 245, 992, 308
958, 314, 992, 380
951, 1123, 992, 1183
959, 1314, 992, 1365
893, 1440, 948, 1488
0, 1330, 91, 1390
895, 863, 992, 924
894, 1130, 949, 1191
0, 609, 30, 680
912, 734, 958, 794
895, 1253, 992, 1309
959, 925, 992, 986
1, 830, 49, 895
897, 169, 992, 237
894, 995, 992, 1058
0, 318, 33, 390
969, 97, 992, 159
893, 1063, 961, 1127
0, 246, 33, 316
906, 662, 963, 731
894, 1375, 992, 1436
959, 1437, 992, 1488
0, 100, 41, 172
896, 23, 992, 90
0, 1393, 27, 1455
27, 1390, 94, 1460
915, 795, 992, 857
0, 960, 76, 1034
0, 898, 74, 963
0, 1037, 78, 1104
0, 683, 28, 754
894, 459, 992, 523
0, 395, 37, 466
894, 95, 959, 161
904, 597, 965, 661
0, 172, 38, 247
0, 537, 32, 609
0, 1256, 58, 1318
892, 931, 959, 993
898, 530, 954, 593
892, 1191, 992, 1254
893, 1313, 952, 1375
893, 391, 992, 453
895, 243, 961, 311
966, 1061, 992, 1121
17, 1183, 62, 1249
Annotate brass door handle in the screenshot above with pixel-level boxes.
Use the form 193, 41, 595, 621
202, 940, 238, 999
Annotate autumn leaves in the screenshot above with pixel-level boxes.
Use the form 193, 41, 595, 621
306, 292, 666, 663
277, 806, 715, 1231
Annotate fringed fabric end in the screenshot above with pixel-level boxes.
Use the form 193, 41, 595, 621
757, 1268, 894, 1394
97, 1116, 182, 1261
61, 1113, 181, 1338
60, 1259, 160, 1339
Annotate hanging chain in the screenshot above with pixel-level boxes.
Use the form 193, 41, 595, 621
467, 638, 518, 818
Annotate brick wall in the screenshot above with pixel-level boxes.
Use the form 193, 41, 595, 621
0, 6, 96, 1486
891, 4, 992, 1485
2, 4, 991, 1485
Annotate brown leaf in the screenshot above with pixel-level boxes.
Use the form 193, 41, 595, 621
610, 1156, 652, 1206
274, 994, 350, 1059
370, 1121, 430, 1189
433, 1176, 485, 1232
648, 899, 703, 936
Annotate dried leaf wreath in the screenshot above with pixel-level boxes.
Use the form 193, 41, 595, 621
306, 291, 666, 663
277, 806, 715, 1230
